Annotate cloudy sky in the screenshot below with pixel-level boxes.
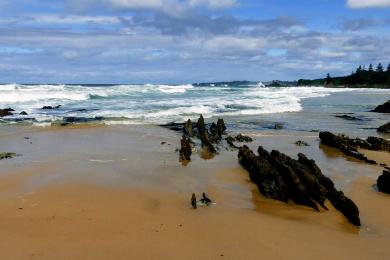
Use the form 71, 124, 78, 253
0, 0, 389, 84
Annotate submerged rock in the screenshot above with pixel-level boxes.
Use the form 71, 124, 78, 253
378, 122, 390, 134
372, 100, 390, 113
19, 111, 28, 115
335, 114, 363, 121
41, 105, 61, 110
377, 170, 390, 194
238, 145, 361, 226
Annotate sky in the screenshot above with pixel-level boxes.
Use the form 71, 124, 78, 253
0, 0, 389, 84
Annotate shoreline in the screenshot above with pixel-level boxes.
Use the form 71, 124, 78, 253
1, 124, 390, 259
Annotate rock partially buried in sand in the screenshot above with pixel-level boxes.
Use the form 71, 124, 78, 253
197, 115, 217, 153
0, 152, 16, 159
238, 145, 361, 226
372, 100, 390, 113
377, 170, 390, 194
180, 135, 192, 161
191, 193, 197, 209
234, 134, 253, 142
378, 122, 390, 134
295, 140, 309, 146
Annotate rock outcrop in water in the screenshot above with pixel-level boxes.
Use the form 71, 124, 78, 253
378, 122, 390, 134
0, 108, 13, 117
238, 145, 361, 226
372, 100, 390, 113
41, 105, 61, 110
377, 170, 390, 194
319, 131, 390, 164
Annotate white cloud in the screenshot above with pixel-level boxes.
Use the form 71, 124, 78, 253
188, 0, 236, 8
347, 0, 390, 8
67, 0, 234, 14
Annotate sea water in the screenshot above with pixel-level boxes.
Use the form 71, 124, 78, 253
0, 83, 389, 137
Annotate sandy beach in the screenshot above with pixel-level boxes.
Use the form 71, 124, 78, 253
0, 125, 389, 259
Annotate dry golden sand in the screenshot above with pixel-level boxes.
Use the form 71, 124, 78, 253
0, 126, 390, 259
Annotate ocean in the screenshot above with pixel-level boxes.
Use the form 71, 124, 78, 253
1, 83, 389, 137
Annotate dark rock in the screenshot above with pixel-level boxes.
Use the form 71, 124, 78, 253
319, 131, 390, 164
200, 192, 212, 206
184, 119, 194, 137
216, 118, 226, 137
160, 122, 183, 132
335, 115, 362, 121
235, 134, 253, 142
4, 108, 15, 112
295, 140, 309, 146
209, 122, 218, 136
372, 100, 390, 113
0, 152, 16, 159
191, 193, 197, 209
197, 115, 217, 153
19, 111, 28, 115
238, 145, 361, 226
226, 136, 239, 149
377, 170, 390, 194
378, 122, 390, 134
41, 105, 61, 110
274, 123, 284, 129
179, 135, 192, 161
366, 136, 390, 152
0, 109, 13, 117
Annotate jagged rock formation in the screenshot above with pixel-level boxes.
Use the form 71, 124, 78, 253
378, 122, 390, 134
162, 115, 231, 163
319, 131, 390, 164
238, 145, 361, 226
377, 170, 390, 194
197, 115, 217, 153
372, 100, 390, 113
180, 135, 192, 161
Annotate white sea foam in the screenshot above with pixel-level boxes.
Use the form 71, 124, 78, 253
1, 84, 389, 126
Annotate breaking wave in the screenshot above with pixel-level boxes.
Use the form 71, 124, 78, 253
1, 83, 389, 126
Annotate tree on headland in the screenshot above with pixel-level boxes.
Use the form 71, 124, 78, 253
298, 62, 390, 87
325, 73, 332, 85
368, 64, 374, 73
376, 63, 384, 72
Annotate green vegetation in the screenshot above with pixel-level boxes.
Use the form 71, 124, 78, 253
297, 63, 390, 87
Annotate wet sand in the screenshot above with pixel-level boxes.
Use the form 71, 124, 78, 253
0, 125, 390, 259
